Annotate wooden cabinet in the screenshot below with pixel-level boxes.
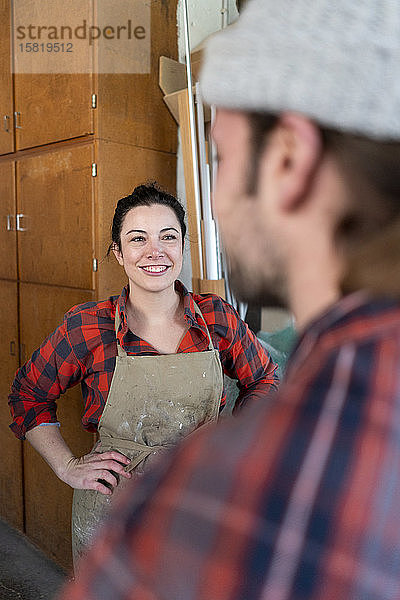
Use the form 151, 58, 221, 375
0, 0, 13, 155
20, 283, 95, 569
0, 0, 178, 571
0, 161, 17, 279
17, 144, 95, 289
0, 1, 94, 153
14, 74, 94, 151
95, 0, 178, 154
95, 139, 177, 298
9, 141, 176, 569
1, 1, 177, 155
0, 280, 23, 530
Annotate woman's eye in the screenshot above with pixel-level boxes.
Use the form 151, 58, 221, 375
163, 234, 177, 241
132, 236, 145, 243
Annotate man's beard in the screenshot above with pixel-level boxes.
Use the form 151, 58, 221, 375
227, 257, 288, 309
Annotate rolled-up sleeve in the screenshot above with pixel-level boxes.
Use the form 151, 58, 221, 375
8, 321, 82, 440
216, 302, 279, 410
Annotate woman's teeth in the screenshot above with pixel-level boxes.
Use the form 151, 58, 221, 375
141, 266, 168, 273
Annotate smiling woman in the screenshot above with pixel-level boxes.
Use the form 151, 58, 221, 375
8, 182, 279, 569
112, 190, 184, 299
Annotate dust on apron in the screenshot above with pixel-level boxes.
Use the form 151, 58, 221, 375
72, 301, 223, 568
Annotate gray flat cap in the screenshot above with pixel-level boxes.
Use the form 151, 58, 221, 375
200, 0, 400, 140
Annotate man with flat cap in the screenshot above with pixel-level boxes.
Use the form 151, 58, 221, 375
60, 1, 400, 598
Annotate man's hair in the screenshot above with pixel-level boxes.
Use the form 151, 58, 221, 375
248, 112, 400, 298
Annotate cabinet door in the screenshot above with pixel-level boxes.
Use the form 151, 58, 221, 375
97, 0, 178, 154
0, 0, 14, 155
17, 144, 95, 289
96, 140, 177, 298
0, 160, 17, 280
0, 280, 23, 530
14, 74, 94, 150
12, 0, 94, 150
20, 282, 95, 570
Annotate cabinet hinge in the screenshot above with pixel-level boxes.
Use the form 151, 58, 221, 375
91, 163, 97, 177
93, 258, 98, 272
91, 93, 97, 109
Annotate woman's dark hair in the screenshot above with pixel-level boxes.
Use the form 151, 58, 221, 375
108, 183, 187, 254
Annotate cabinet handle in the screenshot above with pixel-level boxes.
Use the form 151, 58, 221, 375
3, 115, 11, 132
16, 214, 27, 231
14, 111, 22, 129
10, 341, 16, 356
6, 215, 15, 231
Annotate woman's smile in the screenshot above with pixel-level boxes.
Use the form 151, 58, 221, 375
139, 265, 171, 275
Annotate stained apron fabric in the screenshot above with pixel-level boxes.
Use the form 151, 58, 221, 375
71, 301, 223, 567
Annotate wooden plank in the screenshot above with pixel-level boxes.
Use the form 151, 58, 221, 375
0, 160, 17, 280
0, 0, 14, 155
159, 55, 186, 95
20, 282, 95, 570
17, 143, 95, 289
95, 139, 177, 299
199, 278, 226, 298
178, 88, 202, 290
0, 279, 23, 530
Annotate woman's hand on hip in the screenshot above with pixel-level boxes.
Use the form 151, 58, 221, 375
62, 449, 132, 495
25, 425, 131, 495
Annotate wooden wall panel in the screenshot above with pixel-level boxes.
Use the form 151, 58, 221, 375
20, 282, 95, 570
0, 160, 17, 280
95, 139, 177, 299
0, 0, 14, 155
12, 0, 93, 150
17, 144, 95, 289
96, 0, 178, 153
0, 280, 23, 530
14, 74, 94, 151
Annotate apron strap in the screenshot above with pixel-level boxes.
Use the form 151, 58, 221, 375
114, 296, 216, 357
114, 305, 128, 358
192, 300, 215, 351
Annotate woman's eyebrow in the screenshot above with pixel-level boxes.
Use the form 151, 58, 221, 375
125, 229, 146, 236
125, 227, 180, 236
161, 227, 180, 233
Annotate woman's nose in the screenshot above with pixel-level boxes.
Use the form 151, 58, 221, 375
147, 240, 164, 258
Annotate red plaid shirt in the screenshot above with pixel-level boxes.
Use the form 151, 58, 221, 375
9, 282, 278, 440
59, 293, 400, 600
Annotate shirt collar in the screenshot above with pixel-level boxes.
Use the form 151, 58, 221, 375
287, 290, 398, 374
116, 281, 201, 330
177, 280, 201, 327
299, 291, 368, 340
116, 285, 129, 331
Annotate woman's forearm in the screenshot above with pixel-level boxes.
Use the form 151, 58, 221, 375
26, 424, 76, 480
25, 424, 132, 494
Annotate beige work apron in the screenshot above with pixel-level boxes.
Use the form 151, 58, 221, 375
71, 301, 223, 567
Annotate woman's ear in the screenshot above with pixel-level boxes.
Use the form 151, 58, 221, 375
262, 112, 323, 211
112, 245, 124, 266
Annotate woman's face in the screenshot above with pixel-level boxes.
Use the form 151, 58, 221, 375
113, 204, 184, 295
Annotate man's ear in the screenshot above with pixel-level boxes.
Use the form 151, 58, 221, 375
112, 246, 124, 266
262, 112, 322, 211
